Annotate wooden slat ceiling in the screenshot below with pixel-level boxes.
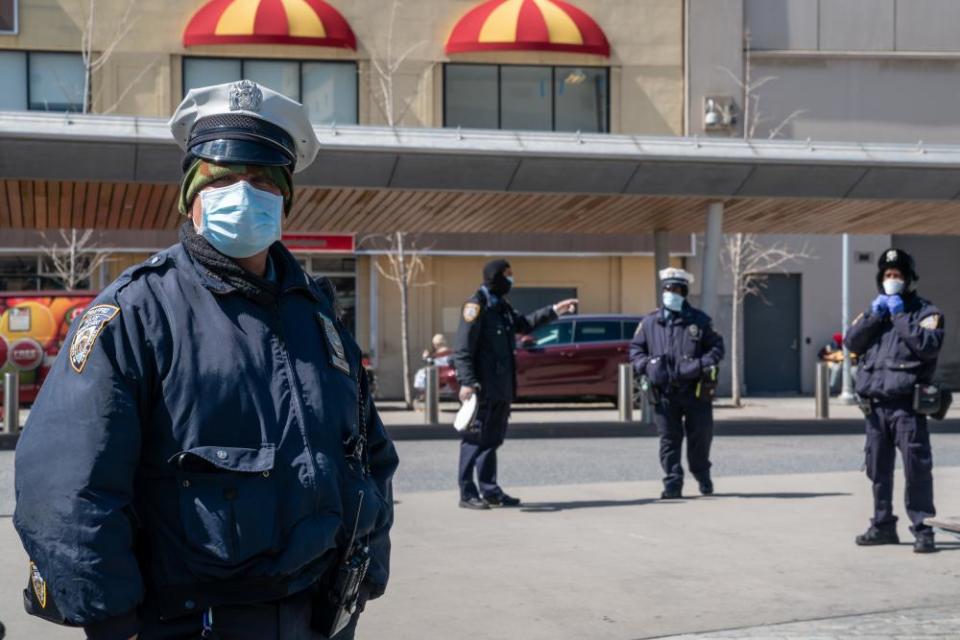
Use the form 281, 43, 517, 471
2, 180, 960, 235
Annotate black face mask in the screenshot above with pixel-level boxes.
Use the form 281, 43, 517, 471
483, 259, 512, 296
488, 272, 512, 296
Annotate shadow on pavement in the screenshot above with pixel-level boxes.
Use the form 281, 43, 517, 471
708, 492, 851, 499
520, 498, 663, 512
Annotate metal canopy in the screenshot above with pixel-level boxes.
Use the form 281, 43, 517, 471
2, 111, 960, 235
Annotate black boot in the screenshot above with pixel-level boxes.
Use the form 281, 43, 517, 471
660, 487, 682, 500
698, 480, 714, 496
459, 497, 490, 510
914, 532, 936, 554
855, 526, 900, 546
484, 493, 521, 507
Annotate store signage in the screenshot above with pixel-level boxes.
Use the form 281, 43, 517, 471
10, 338, 43, 370
282, 233, 355, 254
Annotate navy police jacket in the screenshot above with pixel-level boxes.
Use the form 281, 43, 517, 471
453, 288, 556, 402
629, 304, 725, 396
845, 293, 944, 401
14, 242, 398, 636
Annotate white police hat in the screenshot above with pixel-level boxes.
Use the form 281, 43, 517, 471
659, 268, 695, 286
169, 80, 320, 174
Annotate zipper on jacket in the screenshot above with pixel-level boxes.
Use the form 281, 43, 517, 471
273, 301, 320, 486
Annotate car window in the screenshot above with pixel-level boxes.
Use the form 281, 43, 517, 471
527, 321, 573, 347
574, 320, 622, 344
622, 320, 640, 340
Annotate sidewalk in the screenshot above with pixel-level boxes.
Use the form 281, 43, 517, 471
376, 397, 960, 440
2, 470, 958, 638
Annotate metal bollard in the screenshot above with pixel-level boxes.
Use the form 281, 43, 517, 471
3, 372, 19, 434
618, 363, 634, 423
424, 366, 439, 425
815, 361, 830, 419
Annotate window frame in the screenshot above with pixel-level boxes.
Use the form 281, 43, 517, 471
0, 0, 18, 35
0, 49, 86, 112
181, 55, 359, 125
572, 319, 623, 345
443, 62, 610, 133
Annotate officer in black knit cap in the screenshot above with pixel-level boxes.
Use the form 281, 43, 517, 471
453, 259, 578, 509
846, 248, 944, 553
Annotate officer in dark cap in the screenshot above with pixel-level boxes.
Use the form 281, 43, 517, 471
630, 268, 724, 500
14, 81, 398, 639
453, 259, 578, 509
846, 248, 944, 553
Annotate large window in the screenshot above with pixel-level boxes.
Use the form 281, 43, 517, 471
0, 0, 17, 34
183, 57, 358, 125
0, 51, 84, 112
445, 64, 609, 133
0, 255, 94, 291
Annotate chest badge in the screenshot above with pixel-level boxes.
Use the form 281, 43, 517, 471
688, 324, 701, 339
317, 312, 351, 375
69, 304, 120, 374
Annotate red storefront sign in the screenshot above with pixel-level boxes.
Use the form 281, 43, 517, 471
10, 338, 43, 370
282, 233, 355, 254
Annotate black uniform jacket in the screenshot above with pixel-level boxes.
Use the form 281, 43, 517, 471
453, 288, 557, 402
629, 304, 725, 396
845, 293, 944, 401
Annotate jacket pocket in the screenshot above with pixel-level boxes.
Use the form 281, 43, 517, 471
173, 445, 278, 565
881, 360, 921, 398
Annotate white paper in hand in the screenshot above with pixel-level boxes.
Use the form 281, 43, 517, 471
453, 394, 478, 433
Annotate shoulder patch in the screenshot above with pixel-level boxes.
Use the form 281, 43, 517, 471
463, 302, 480, 323
69, 304, 120, 373
921, 314, 942, 331
30, 561, 47, 609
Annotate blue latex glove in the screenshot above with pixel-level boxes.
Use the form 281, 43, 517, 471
886, 294, 904, 315
871, 295, 889, 315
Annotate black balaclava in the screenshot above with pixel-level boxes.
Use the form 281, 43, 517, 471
483, 259, 512, 296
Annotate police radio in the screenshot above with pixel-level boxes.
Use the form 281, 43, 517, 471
313, 490, 371, 637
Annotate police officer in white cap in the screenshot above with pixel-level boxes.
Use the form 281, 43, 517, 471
15, 81, 398, 639
629, 268, 724, 499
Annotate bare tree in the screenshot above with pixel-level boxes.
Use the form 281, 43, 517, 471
41, 229, 112, 291
718, 30, 806, 140
79, 0, 146, 114
368, 0, 432, 127
722, 235, 815, 407
369, 232, 435, 408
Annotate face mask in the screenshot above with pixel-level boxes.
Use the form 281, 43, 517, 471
199, 181, 283, 258
506, 276, 515, 286
883, 279, 905, 296
489, 273, 512, 296
663, 291, 685, 312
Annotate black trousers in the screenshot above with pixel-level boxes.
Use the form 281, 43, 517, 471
458, 399, 511, 500
864, 401, 936, 536
138, 587, 359, 640
652, 392, 714, 492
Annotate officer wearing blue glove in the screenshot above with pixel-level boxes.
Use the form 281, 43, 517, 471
630, 268, 725, 499
14, 81, 398, 639
846, 248, 943, 553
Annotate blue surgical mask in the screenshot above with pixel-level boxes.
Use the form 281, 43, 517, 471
662, 291, 685, 312
199, 181, 283, 258
883, 279, 905, 296
506, 276, 515, 286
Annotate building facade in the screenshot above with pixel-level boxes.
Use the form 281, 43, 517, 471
0, 0, 692, 397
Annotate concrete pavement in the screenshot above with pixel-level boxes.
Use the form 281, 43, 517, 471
2, 468, 959, 639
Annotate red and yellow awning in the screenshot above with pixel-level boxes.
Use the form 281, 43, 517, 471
183, 0, 356, 49
446, 0, 610, 57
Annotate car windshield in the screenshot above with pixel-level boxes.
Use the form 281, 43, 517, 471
526, 321, 573, 347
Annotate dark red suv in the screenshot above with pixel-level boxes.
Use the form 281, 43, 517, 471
440, 314, 643, 403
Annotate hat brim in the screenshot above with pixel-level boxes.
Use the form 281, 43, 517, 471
184, 139, 293, 172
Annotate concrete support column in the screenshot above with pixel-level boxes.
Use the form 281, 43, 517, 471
700, 201, 724, 319
654, 230, 670, 297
